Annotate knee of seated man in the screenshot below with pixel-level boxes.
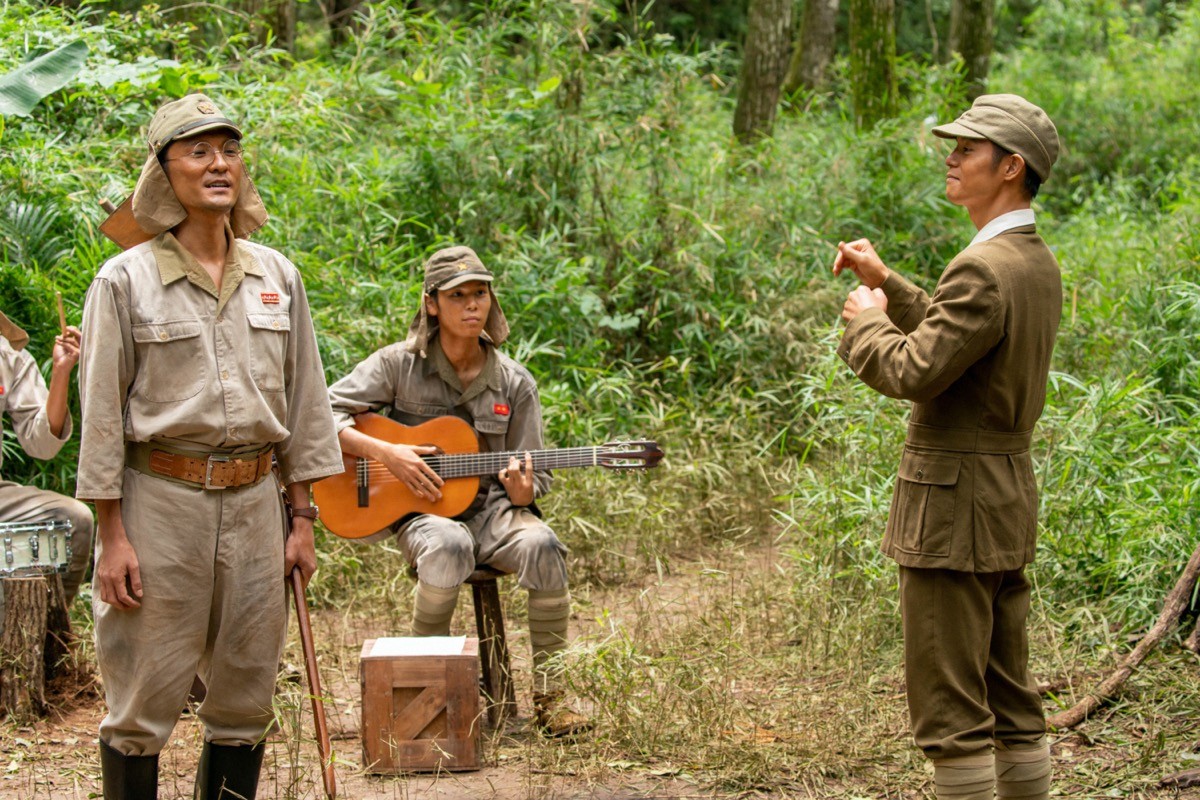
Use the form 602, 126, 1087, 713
417, 524, 475, 579
64, 499, 95, 540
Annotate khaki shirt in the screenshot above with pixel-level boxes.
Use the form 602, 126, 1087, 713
0, 335, 71, 473
76, 231, 343, 500
838, 226, 1062, 572
327, 336, 551, 515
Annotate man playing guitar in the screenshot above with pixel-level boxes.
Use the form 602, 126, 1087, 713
327, 245, 591, 737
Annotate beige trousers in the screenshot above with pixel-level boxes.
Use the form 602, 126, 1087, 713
94, 468, 288, 756
0, 480, 94, 636
400, 506, 568, 591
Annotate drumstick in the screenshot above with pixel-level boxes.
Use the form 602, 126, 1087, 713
291, 566, 337, 799
56, 292, 66, 337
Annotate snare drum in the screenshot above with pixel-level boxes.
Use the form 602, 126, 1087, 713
0, 520, 72, 577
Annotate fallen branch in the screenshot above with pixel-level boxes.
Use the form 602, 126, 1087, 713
1185, 613, 1199, 654
1048, 540, 1200, 730
1160, 768, 1200, 789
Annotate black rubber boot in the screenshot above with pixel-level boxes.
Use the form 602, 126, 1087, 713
99, 739, 159, 800
194, 741, 266, 800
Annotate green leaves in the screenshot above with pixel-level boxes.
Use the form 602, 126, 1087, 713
0, 39, 88, 117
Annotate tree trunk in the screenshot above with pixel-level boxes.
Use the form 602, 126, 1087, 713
263, 0, 297, 53
948, 0, 994, 100
328, 0, 364, 48
848, 0, 896, 129
0, 577, 49, 719
733, 0, 795, 143
783, 0, 840, 97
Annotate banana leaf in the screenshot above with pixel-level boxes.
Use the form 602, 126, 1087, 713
0, 40, 89, 117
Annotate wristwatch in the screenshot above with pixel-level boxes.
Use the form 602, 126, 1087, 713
289, 505, 319, 521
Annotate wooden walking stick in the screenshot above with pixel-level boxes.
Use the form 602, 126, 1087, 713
291, 567, 337, 800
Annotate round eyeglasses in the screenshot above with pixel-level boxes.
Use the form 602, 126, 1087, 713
164, 140, 244, 165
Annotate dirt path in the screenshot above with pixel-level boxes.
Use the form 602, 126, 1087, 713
0, 551, 771, 800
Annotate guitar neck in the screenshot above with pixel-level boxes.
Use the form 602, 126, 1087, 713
423, 447, 601, 479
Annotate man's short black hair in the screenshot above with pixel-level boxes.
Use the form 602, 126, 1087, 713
992, 143, 1042, 199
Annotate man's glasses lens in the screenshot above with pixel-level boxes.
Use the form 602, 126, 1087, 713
185, 142, 242, 161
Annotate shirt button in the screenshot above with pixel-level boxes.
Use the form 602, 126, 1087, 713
915, 469, 924, 480
158, 331, 168, 340
216, 315, 224, 323
229, 428, 237, 436
271, 320, 280, 329
221, 371, 229, 381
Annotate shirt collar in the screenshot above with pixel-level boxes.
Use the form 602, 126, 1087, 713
970, 208, 1036, 246
426, 336, 502, 402
152, 225, 263, 288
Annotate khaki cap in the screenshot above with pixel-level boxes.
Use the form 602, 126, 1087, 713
933, 93, 1059, 181
422, 246, 495, 292
146, 93, 241, 154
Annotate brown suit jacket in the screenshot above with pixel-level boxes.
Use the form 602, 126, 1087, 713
838, 225, 1062, 571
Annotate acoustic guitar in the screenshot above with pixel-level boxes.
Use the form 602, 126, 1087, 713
313, 413, 663, 539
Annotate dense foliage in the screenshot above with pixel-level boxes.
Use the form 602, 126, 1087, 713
1, 0, 1197, 692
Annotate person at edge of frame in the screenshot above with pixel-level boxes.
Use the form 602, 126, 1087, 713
0, 311, 92, 637
832, 93, 1061, 800
326, 246, 593, 738
75, 93, 343, 800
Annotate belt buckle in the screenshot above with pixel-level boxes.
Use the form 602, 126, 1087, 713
205, 454, 231, 490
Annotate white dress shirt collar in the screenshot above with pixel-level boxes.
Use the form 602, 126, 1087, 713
970, 208, 1036, 247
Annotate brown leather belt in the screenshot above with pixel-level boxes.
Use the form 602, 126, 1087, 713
127, 442, 274, 490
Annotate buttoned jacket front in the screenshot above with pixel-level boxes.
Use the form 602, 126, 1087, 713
838, 226, 1062, 572
76, 231, 343, 500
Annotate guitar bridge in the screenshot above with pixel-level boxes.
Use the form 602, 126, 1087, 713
356, 457, 369, 507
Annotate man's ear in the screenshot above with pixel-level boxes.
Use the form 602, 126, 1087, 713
1005, 153, 1026, 183
424, 292, 439, 318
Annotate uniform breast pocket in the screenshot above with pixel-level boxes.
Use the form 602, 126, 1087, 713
246, 312, 290, 392
891, 450, 962, 557
130, 320, 206, 403
473, 418, 510, 437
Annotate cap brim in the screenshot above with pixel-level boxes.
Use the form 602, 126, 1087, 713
437, 272, 494, 291
931, 121, 988, 140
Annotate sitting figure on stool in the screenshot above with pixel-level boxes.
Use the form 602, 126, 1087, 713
328, 246, 591, 737
0, 309, 91, 632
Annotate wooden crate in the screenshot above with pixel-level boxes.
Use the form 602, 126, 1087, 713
359, 637, 481, 773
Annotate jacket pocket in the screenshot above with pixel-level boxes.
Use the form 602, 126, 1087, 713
130, 320, 206, 403
246, 312, 290, 393
890, 450, 961, 558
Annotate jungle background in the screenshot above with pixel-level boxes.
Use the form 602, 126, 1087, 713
1, 0, 1199, 797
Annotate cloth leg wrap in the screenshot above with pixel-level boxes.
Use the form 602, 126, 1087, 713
932, 753, 995, 800
528, 588, 570, 694
996, 739, 1051, 800
412, 581, 460, 636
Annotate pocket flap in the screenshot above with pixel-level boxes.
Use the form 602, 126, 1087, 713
247, 312, 291, 332
474, 419, 510, 435
131, 319, 202, 343
898, 451, 961, 485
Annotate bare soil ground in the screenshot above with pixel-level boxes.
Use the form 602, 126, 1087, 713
3, 546, 1199, 799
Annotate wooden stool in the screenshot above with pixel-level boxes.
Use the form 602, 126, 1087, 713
408, 564, 516, 727
465, 566, 515, 727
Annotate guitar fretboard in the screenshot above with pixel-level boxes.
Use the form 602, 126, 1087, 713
422, 448, 600, 479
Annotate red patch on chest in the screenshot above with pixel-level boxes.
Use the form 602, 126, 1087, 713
260, 292, 280, 305
493, 403, 510, 416
0, 386, 5, 395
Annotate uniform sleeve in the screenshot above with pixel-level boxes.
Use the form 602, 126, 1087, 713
879, 269, 931, 334
4, 345, 70, 460
76, 277, 133, 500
506, 373, 552, 500
326, 348, 400, 432
837, 256, 1005, 404
274, 269, 344, 486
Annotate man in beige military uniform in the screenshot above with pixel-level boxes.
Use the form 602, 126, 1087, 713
327, 246, 590, 737
77, 94, 342, 799
0, 311, 91, 633
834, 95, 1061, 800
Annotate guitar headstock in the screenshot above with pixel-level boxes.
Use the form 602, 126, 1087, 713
596, 440, 664, 470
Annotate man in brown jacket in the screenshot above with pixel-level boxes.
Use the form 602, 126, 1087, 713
834, 94, 1061, 800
